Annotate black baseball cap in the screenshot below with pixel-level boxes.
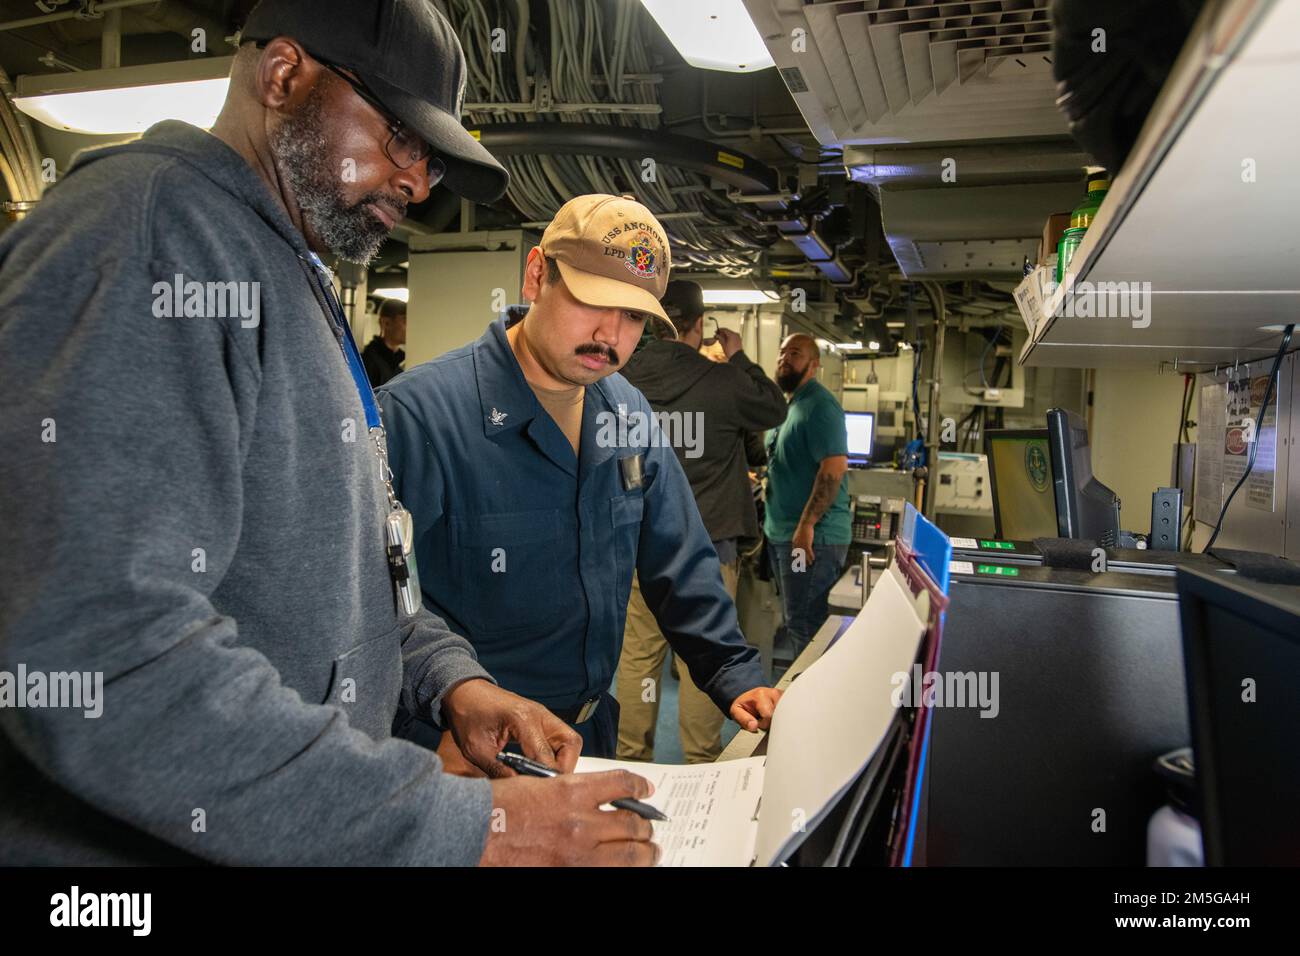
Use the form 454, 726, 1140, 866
241, 0, 509, 204
661, 280, 705, 323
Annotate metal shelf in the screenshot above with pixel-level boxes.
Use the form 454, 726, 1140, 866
1020, 0, 1300, 371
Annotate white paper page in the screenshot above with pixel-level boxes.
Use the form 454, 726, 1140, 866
575, 756, 765, 866
752, 565, 927, 867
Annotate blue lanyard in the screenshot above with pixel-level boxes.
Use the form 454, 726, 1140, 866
302, 254, 422, 615
305, 253, 382, 430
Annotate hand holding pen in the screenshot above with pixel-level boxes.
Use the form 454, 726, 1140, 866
496, 751, 669, 822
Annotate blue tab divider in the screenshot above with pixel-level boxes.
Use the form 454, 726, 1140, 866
898, 502, 952, 596
893, 502, 952, 867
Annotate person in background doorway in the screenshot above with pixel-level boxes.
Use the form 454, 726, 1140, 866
764, 333, 851, 661
363, 297, 407, 386
614, 280, 787, 763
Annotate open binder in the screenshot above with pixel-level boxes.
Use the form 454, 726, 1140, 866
576, 504, 951, 866
795, 503, 951, 867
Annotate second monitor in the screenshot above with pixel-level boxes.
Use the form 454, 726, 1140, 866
986, 410, 1124, 545
985, 428, 1058, 539
1047, 407, 1122, 547
845, 411, 875, 467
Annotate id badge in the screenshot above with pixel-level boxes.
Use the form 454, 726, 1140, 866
384, 507, 421, 616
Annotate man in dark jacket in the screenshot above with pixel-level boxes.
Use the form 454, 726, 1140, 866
614, 280, 787, 762
361, 297, 406, 386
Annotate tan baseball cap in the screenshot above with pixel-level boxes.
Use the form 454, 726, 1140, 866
539, 194, 671, 321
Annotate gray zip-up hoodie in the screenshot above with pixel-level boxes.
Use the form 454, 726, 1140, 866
0, 122, 495, 865
620, 341, 787, 544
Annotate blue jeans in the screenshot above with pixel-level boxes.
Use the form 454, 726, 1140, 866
768, 541, 848, 658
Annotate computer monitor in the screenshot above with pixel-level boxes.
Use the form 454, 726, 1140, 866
1177, 568, 1300, 865
1047, 407, 1121, 546
845, 412, 875, 466
984, 428, 1058, 539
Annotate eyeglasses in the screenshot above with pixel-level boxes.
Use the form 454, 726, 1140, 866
316, 57, 446, 183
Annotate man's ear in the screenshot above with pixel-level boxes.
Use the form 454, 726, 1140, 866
521, 246, 545, 303
254, 36, 318, 113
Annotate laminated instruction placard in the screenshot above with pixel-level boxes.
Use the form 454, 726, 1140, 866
1224, 375, 1277, 512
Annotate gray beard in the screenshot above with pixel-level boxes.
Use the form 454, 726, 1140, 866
269, 88, 395, 265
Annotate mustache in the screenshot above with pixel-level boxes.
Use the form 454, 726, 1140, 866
357, 191, 407, 222
575, 342, 619, 366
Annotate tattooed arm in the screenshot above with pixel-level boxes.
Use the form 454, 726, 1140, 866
792, 455, 849, 563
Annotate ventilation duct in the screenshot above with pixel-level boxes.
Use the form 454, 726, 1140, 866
743, 0, 1067, 146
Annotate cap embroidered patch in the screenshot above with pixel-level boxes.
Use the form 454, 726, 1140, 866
538, 195, 670, 321
625, 232, 658, 280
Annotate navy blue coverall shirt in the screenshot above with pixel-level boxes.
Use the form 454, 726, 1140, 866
377, 314, 765, 756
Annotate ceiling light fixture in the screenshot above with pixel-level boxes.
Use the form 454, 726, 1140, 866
14, 57, 234, 135
638, 0, 774, 73
699, 288, 780, 305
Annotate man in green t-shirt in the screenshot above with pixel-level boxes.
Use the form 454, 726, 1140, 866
763, 333, 851, 659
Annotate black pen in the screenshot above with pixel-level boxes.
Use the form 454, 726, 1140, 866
494, 751, 669, 822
